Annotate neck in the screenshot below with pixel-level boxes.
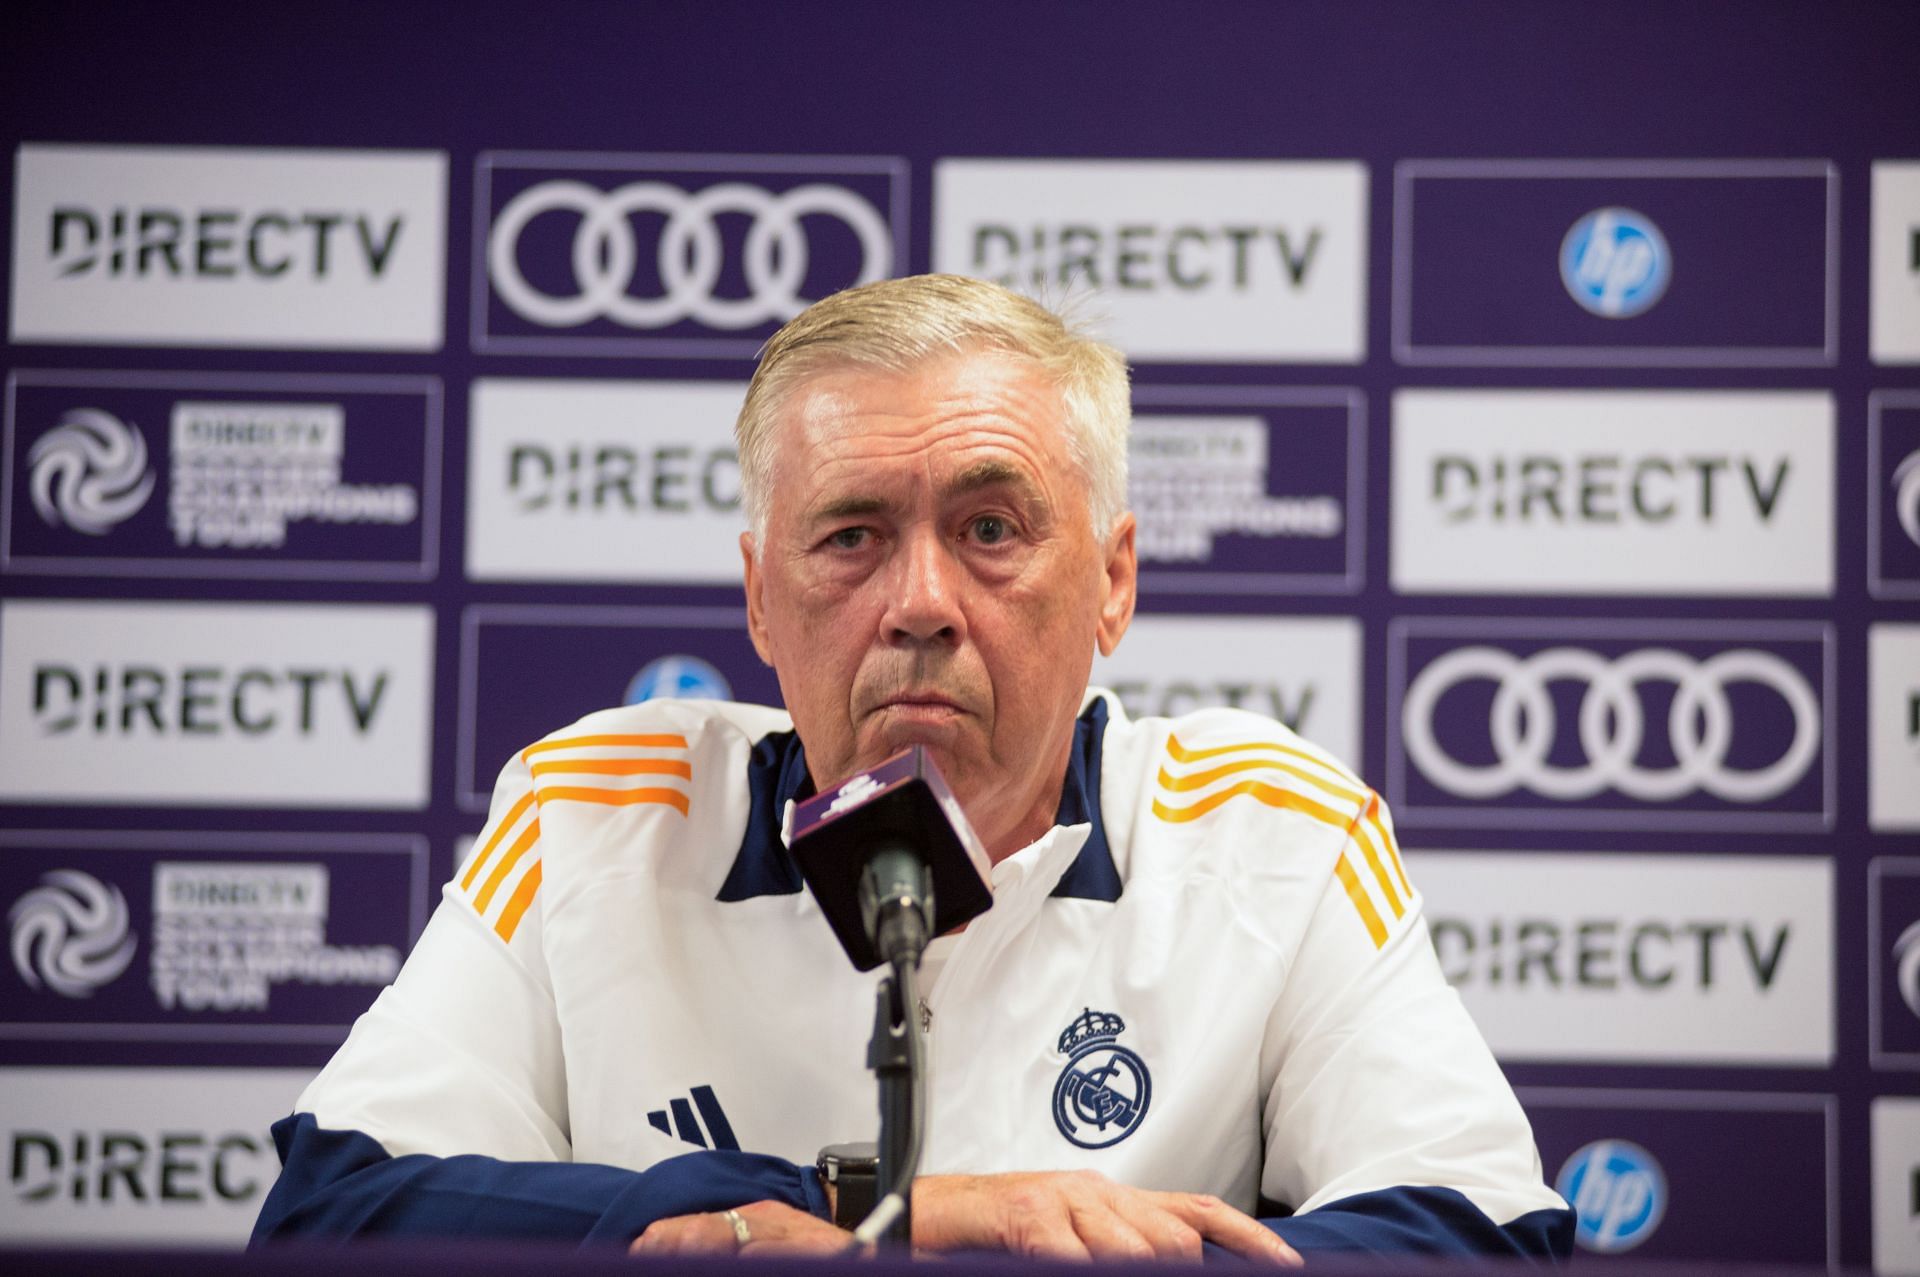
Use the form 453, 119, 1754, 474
980, 740, 1075, 865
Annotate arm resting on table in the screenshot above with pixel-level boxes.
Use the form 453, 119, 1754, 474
253, 1113, 827, 1245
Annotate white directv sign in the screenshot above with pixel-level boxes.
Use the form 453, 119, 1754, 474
1094, 615, 1360, 770
11, 145, 446, 350
466, 379, 747, 583
0, 1066, 311, 1245
1871, 624, 1920, 830
1392, 389, 1834, 595
0, 601, 433, 807
934, 159, 1367, 363
1412, 851, 1832, 1065
1873, 1097, 1920, 1276
1873, 162, 1920, 365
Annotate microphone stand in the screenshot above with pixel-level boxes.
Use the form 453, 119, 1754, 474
850, 849, 932, 1254
865, 954, 920, 1250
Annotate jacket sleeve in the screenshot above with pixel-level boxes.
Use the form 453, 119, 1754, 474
1254, 793, 1574, 1262
252, 751, 827, 1246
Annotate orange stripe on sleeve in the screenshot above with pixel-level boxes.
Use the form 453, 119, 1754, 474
1167, 734, 1286, 764
494, 862, 542, 944
1166, 734, 1363, 785
521, 733, 687, 760
461, 791, 535, 892
1151, 779, 1351, 830
1333, 853, 1389, 949
473, 818, 541, 913
1352, 822, 1406, 919
534, 786, 691, 816
529, 757, 692, 781
1364, 795, 1414, 898
1157, 757, 1363, 806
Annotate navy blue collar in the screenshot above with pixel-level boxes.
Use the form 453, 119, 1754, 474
717, 698, 1121, 904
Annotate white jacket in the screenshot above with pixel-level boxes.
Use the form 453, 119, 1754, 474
254, 693, 1571, 1258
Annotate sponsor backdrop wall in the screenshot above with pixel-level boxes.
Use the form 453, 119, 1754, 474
2, 2, 1917, 1267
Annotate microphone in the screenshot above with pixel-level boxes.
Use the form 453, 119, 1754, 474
860, 848, 934, 968
789, 746, 994, 972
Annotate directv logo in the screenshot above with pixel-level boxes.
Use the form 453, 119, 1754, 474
1556, 1138, 1667, 1253
624, 655, 732, 705
1560, 207, 1671, 318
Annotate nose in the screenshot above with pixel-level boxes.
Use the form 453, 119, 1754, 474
880, 527, 966, 647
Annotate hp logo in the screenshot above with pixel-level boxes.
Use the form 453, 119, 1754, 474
625, 655, 733, 705
1561, 207, 1671, 318
1555, 1139, 1666, 1253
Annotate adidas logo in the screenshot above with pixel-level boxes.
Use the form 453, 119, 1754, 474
646, 1084, 739, 1151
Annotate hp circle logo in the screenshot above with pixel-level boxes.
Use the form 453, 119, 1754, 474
1555, 1139, 1666, 1253
625, 655, 733, 705
488, 178, 893, 332
1561, 207, 1671, 318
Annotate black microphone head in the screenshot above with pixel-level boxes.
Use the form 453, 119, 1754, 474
789, 746, 994, 971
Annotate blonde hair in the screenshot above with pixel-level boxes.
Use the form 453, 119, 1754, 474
735, 274, 1131, 542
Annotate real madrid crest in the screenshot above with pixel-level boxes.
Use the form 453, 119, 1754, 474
1051, 1007, 1151, 1149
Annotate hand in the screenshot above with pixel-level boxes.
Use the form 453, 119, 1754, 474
911, 1170, 1303, 1265
629, 1200, 852, 1257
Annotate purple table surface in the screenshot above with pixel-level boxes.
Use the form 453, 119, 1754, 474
0, 1244, 1868, 1277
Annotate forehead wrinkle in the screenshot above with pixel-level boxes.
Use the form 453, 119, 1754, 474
774, 355, 1075, 532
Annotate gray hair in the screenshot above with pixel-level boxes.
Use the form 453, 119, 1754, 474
734, 274, 1131, 543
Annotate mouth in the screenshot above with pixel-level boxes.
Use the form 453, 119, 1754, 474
874, 693, 968, 723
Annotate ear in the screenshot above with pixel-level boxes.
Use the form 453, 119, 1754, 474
741, 531, 775, 665
1094, 513, 1137, 658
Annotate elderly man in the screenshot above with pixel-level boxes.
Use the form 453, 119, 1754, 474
255, 275, 1572, 1262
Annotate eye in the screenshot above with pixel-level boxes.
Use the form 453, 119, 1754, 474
826, 526, 871, 551
968, 514, 1013, 546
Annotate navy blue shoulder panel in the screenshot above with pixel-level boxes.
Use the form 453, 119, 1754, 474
716, 728, 812, 901
1050, 697, 1121, 902
1256, 1186, 1573, 1263
253, 1113, 825, 1246
716, 701, 1122, 903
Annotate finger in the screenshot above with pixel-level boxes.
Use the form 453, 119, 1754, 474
1006, 1208, 1096, 1263
1166, 1193, 1303, 1267
632, 1215, 718, 1256
630, 1217, 678, 1255
1065, 1199, 1157, 1263
741, 1230, 854, 1258
687, 1213, 741, 1255
1142, 1215, 1204, 1263
733, 1202, 854, 1257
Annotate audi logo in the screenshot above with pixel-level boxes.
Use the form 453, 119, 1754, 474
1401, 646, 1821, 803
487, 180, 893, 330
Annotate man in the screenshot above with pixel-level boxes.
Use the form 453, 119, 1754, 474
254, 275, 1572, 1262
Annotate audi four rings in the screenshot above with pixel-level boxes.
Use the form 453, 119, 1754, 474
487, 180, 893, 329
1401, 646, 1822, 803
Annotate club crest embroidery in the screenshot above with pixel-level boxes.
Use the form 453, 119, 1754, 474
1051, 1007, 1151, 1149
